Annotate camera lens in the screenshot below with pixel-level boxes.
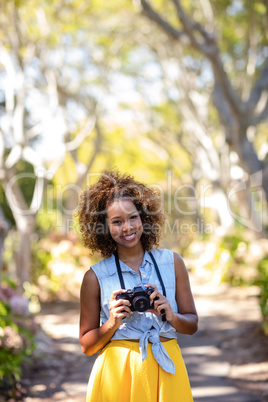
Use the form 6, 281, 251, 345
132, 296, 150, 312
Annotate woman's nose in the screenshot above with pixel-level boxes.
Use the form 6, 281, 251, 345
122, 220, 132, 232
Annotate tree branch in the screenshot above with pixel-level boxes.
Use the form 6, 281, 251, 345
237, 134, 263, 174
0, 46, 16, 116
30, 176, 45, 214
140, 0, 244, 118
246, 59, 268, 110
0, 132, 4, 170
26, 122, 47, 140
76, 117, 102, 188
198, 0, 214, 29
172, 0, 204, 48
140, 0, 185, 40
22, 146, 44, 172
4, 145, 22, 169
212, 82, 236, 144
251, 96, 268, 126
172, 0, 216, 52
4, 170, 35, 226
65, 118, 96, 152
171, 0, 244, 117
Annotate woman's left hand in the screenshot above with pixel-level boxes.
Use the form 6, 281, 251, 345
145, 284, 175, 322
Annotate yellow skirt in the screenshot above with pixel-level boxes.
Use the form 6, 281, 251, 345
86, 339, 193, 402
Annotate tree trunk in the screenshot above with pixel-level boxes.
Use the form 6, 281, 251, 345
0, 206, 10, 278
14, 215, 35, 285
140, 0, 268, 215
3, 171, 38, 285
62, 119, 102, 233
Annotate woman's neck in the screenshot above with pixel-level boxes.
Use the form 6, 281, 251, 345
117, 243, 144, 271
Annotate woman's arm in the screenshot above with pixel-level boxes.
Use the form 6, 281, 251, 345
147, 252, 198, 335
168, 252, 198, 334
79, 268, 132, 356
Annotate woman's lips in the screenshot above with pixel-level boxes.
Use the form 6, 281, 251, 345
121, 232, 137, 241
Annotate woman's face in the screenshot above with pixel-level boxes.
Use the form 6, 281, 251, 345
107, 199, 143, 249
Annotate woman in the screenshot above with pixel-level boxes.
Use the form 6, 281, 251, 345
78, 169, 198, 402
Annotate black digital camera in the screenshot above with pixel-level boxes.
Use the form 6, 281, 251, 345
116, 285, 156, 312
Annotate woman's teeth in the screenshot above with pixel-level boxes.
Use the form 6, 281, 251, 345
122, 233, 136, 240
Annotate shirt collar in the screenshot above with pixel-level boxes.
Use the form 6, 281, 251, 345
142, 250, 154, 267
107, 250, 153, 276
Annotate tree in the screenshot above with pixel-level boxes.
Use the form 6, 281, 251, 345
137, 0, 268, 206
83, 0, 266, 233
0, 0, 103, 284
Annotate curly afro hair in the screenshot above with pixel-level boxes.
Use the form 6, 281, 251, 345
77, 168, 165, 258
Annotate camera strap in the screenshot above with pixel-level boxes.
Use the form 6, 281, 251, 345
114, 250, 166, 297
148, 252, 166, 297
114, 251, 126, 290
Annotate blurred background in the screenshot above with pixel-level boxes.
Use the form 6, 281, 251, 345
0, 0, 267, 400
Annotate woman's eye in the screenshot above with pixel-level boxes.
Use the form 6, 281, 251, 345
112, 220, 121, 225
130, 215, 137, 220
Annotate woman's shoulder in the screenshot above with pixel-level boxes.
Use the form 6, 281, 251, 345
150, 247, 176, 264
90, 254, 116, 279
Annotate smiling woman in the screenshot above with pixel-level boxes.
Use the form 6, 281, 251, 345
77, 169, 165, 258
107, 199, 144, 255
77, 168, 197, 402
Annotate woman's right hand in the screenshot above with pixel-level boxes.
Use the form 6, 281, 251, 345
108, 289, 133, 329
80, 271, 134, 356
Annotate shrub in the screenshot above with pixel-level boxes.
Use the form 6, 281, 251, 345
254, 258, 268, 336
0, 281, 38, 399
31, 230, 95, 301
187, 228, 268, 335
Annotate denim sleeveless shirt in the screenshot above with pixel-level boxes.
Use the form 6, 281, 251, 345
91, 248, 178, 374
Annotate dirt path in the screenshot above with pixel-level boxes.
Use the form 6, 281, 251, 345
22, 277, 268, 401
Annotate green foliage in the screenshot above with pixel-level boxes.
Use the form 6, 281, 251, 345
15, 160, 36, 208
31, 241, 53, 285
31, 230, 93, 301
0, 183, 15, 227
254, 258, 268, 335
218, 231, 251, 286
0, 159, 36, 225
0, 280, 37, 399
188, 227, 268, 335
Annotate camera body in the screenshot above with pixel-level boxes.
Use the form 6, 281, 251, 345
116, 285, 156, 312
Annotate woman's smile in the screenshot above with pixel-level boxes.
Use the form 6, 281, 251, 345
121, 232, 137, 241
107, 199, 143, 249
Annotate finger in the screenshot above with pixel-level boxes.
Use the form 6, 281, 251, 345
156, 303, 170, 317
116, 312, 131, 319
154, 298, 168, 309
113, 306, 132, 317
153, 296, 166, 307
112, 303, 132, 314
145, 284, 158, 291
111, 298, 131, 309
151, 290, 163, 302
144, 284, 161, 301
110, 305, 131, 317
111, 289, 127, 299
